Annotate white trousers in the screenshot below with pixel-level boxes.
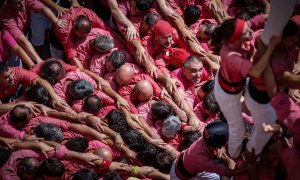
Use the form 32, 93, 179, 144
214, 72, 245, 159
261, 0, 299, 45
244, 82, 277, 155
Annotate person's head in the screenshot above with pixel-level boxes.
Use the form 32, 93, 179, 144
196, 79, 214, 99
134, 80, 153, 101
202, 92, 220, 116
94, 147, 113, 161
279, 19, 299, 48
211, 18, 252, 47
162, 115, 181, 139
181, 132, 201, 150
39, 158, 65, 180
153, 20, 173, 48
39, 59, 66, 85
34, 123, 63, 142
83, 94, 102, 113
73, 168, 98, 180
197, 23, 217, 39
68, 80, 93, 100
142, 12, 161, 32
103, 171, 122, 180
91, 35, 114, 53
168, 48, 190, 68
9, 104, 33, 129
121, 129, 144, 152
244, 5, 262, 18
7, 0, 25, 11
151, 101, 173, 119
0, 147, 11, 167
154, 150, 175, 173
18, 157, 40, 180
116, 64, 135, 85
74, 15, 92, 38
183, 56, 203, 84
203, 120, 229, 149
65, 137, 89, 153
139, 143, 157, 165
106, 109, 128, 133
184, 5, 201, 26
0, 64, 14, 87
135, 0, 154, 12
25, 83, 49, 104
105, 50, 126, 73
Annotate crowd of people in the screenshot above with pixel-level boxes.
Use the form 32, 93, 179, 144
0, 0, 300, 179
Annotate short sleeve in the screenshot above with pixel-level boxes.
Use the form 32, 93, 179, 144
26, 0, 43, 13
2, 31, 17, 50
13, 67, 38, 86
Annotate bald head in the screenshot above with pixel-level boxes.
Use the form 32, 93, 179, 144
74, 15, 92, 38
94, 148, 112, 161
134, 80, 153, 101
116, 64, 135, 85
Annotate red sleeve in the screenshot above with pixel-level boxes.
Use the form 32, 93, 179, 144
13, 67, 38, 86
2, 31, 17, 50
27, 0, 43, 13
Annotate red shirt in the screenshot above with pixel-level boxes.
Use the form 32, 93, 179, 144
0, 30, 17, 63
0, 112, 25, 139
0, 0, 43, 39
53, 7, 110, 60
0, 67, 38, 101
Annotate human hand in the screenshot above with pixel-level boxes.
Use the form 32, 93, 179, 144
126, 25, 139, 41
114, 133, 124, 149
86, 116, 104, 133
116, 96, 130, 111
145, 63, 158, 79
56, 6, 68, 18
50, 95, 70, 111
0, 137, 20, 149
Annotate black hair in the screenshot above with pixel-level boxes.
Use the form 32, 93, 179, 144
181, 132, 201, 150
74, 15, 92, 33
144, 12, 161, 29
235, 10, 252, 21
154, 150, 175, 173
139, 143, 157, 165
9, 104, 31, 126
103, 171, 122, 180
68, 79, 94, 100
201, 79, 215, 93
151, 101, 173, 119
65, 137, 89, 153
0, 147, 11, 167
203, 23, 217, 37
121, 129, 144, 152
73, 168, 98, 180
108, 50, 126, 69
20, 157, 40, 176
39, 158, 65, 178
93, 35, 114, 52
34, 123, 63, 142
282, 19, 299, 38
25, 83, 49, 104
39, 59, 66, 85
0, 63, 9, 74
106, 109, 128, 133
135, 0, 154, 12
203, 92, 220, 115
83, 94, 102, 113
184, 5, 201, 26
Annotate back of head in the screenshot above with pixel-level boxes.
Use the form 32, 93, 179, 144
94, 147, 113, 161
108, 50, 126, 69
134, 80, 154, 101
244, 5, 262, 17
154, 150, 175, 173
39, 59, 66, 85
39, 158, 65, 179
34, 123, 63, 142
151, 101, 173, 119
83, 94, 102, 113
211, 18, 237, 49
103, 171, 122, 180
9, 104, 32, 127
135, 0, 154, 12
182, 132, 202, 150
65, 136, 89, 153
0, 63, 9, 74
121, 129, 144, 152
0, 147, 11, 167
201, 79, 215, 94
106, 109, 128, 133
139, 143, 157, 165
144, 12, 161, 29
203, 23, 217, 37
184, 5, 201, 26
203, 92, 220, 115
73, 168, 98, 180
25, 83, 49, 104
74, 15, 92, 35
68, 79, 94, 100
162, 115, 181, 138
19, 157, 40, 178
203, 120, 229, 148
116, 64, 135, 85
94, 35, 114, 52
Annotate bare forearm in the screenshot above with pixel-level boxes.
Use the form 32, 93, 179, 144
70, 123, 104, 140
263, 63, 277, 97
108, 0, 133, 28
148, 171, 170, 180
0, 103, 18, 115
40, 0, 61, 10
40, 6, 58, 24
17, 35, 42, 63
35, 78, 59, 99
13, 45, 35, 68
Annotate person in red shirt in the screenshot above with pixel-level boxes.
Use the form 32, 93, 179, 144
0, 0, 66, 64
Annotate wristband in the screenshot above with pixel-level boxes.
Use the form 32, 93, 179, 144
131, 166, 140, 177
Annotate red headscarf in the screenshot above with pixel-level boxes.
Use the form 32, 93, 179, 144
153, 20, 173, 37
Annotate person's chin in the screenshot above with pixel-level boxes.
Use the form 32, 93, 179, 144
164, 44, 172, 48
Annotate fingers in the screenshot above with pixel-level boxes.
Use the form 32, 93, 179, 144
41, 150, 48, 158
